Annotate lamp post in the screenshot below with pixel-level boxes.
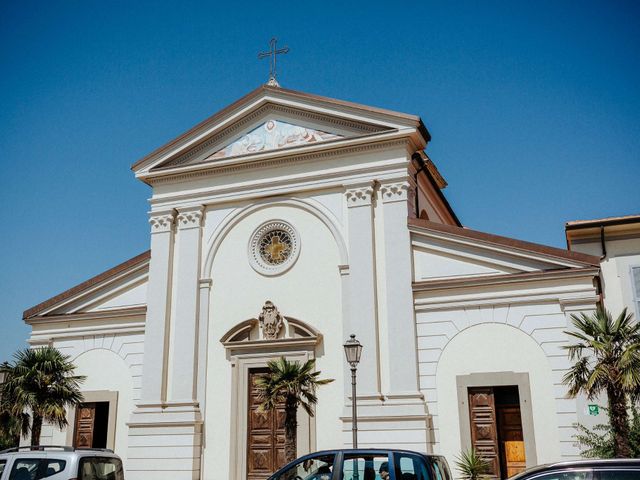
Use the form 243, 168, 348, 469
343, 334, 363, 448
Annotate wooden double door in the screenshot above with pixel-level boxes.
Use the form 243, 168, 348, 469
247, 369, 287, 480
468, 386, 526, 479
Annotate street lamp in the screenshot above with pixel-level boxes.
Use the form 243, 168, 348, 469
343, 334, 363, 448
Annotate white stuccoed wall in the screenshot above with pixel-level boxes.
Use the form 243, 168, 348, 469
567, 233, 640, 428
34, 331, 144, 466
414, 277, 598, 468
203, 198, 345, 479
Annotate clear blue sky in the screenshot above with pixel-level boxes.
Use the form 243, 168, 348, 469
1, 1, 638, 360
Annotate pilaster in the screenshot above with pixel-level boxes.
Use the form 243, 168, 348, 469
339, 180, 428, 449
344, 183, 382, 399
128, 207, 204, 480
140, 210, 175, 403
170, 206, 205, 402
378, 179, 423, 396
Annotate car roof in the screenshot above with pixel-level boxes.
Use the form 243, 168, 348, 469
305, 448, 440, 455
0, 447, 120, 459
510, 458, 640, 479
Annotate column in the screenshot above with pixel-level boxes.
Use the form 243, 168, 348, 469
170, 206, 205, 402
344, 183, 381, 399
140, 210, 175, 403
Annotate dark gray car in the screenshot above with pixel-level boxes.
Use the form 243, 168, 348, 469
267, 449, 451, 480
508, 459, 640, 480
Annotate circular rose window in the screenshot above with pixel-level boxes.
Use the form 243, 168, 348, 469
249, 221, 300, 275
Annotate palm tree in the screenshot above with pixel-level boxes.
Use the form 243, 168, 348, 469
0, 404, 30, 450
0, 347, 85, 446
255, 357, 333, 463
563, 308, 640, 457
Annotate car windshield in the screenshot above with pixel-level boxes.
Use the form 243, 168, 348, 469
272, 454, 335, 480
78, 457, 124, 480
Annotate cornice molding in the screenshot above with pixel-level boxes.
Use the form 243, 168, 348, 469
412, 267, 600, 292
25, 306, 147, 325
409, 219, 599, 269
144, 136, 410, 186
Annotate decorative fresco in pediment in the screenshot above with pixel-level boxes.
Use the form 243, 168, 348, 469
208, 119, 342, 160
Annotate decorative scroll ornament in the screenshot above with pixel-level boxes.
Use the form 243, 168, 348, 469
258, 300, 284, 340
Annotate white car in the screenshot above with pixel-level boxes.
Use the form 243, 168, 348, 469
0, 446, 124, 480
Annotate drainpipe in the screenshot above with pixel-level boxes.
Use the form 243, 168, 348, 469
599, 225, 607, 258
412, 153, 427, 218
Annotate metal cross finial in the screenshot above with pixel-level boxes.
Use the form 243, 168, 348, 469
258, 37, 289, 87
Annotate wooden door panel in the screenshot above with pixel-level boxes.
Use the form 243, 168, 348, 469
74, 403, 96, 449
247, 370, 287, 480
498, 406, 526, 477
468, 388, 500, 478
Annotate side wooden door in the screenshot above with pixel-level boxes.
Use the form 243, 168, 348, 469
247, 370, 287, 480
497, 406, 526, 477
468, 388, 500, 478
73, 403, 96, 448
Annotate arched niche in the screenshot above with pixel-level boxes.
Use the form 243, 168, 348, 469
202, 197, 348, 279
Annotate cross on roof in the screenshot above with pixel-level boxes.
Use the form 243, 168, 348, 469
258, 37, 289, 87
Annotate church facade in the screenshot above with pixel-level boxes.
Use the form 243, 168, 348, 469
23, 85, 602, 480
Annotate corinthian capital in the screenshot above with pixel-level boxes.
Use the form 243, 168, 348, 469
149, 211, 175, 233
345, 184, 375, 207
380, 181, 412, 203
176, 206, 204, 229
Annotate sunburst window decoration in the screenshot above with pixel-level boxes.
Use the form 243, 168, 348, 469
248, 220, 300, 276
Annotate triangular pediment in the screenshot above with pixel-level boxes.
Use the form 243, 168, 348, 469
207, 119, 342, 160
23, 251, 149, 321
133, 85, 429, 177
409, 219, 599, 283
153, 103, 389, 171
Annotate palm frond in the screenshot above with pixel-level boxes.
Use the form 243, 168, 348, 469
0, 346, 85, 442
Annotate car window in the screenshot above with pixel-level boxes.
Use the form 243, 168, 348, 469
42, 460, 66, 478
432, 457, 451, 480
394, 454, 430, 480
9, 459, 42, 480
271, 454, 335, 480
530, 471, 590, 480
595, 469, 640, 480
78, 457, 124, 480
342, 455, 389, 480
